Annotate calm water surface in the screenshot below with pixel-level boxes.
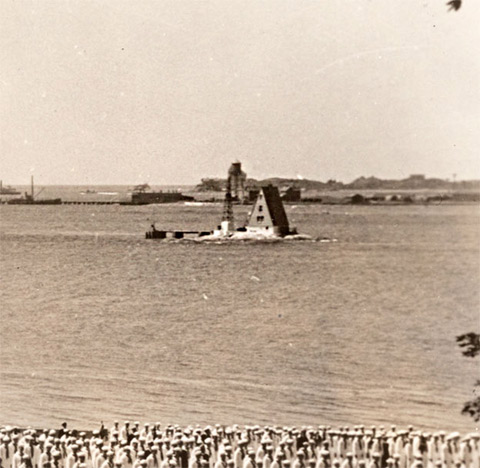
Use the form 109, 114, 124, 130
0, 197, 478, 431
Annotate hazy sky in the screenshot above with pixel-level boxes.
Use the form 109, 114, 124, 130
1, 0, 479, 185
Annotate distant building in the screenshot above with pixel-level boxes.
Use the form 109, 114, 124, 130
406, 174, 427, 189
247, 185, 291, 236
350, 193, 369, 204
408, 174, 425, 181
281, 186, 301, 202
248, 187, 260, 202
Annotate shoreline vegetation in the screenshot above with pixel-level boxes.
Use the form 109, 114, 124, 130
192, 174, 480, 205
187, 190, 480, 205
0, 188, 478, 205
195, 175, 480, 193
1, 174, 479, 205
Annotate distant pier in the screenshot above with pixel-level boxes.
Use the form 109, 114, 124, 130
62, 201, 120, 205
0, 200, 121, 205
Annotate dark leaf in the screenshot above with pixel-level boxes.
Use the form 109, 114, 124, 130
462, 397, 480, 422
456, 333, 480, 357
447, 0, 462, 11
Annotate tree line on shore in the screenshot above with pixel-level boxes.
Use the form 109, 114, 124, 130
196, 176, 480, 193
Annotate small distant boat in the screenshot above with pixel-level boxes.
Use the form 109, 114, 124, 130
0, 181, 20, 195
80, 189, 118, 196
132, 183, 151, 193
7, 176, 62, 205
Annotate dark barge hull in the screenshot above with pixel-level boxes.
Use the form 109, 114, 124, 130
129, 192, 194, 205
7, 198, 62, 205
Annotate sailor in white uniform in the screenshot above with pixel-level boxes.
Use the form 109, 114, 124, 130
410, 455, 423, 468
65, 445, 79, 468
120, 425, 131, 444
188, 449, 201, 468
38, 444, 54, 468
234, 441, 248, 468
12, 444, 26, 468
316, 450, 331, 468
351, 434, 364, 464
292, 451, 306, 468
341, 453, 355, 468
262, 446, 274, 468
367, 453, 381, 468
243, 449, 256, 468
469, 434, 480, 468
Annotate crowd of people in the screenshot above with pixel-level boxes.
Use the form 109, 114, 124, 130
0, 422, 478, 468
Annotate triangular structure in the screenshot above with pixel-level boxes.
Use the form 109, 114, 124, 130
247, 185, 290, 236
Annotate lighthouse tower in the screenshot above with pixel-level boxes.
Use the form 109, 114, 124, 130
221, 177, 235, 235
227, 161, 246, 202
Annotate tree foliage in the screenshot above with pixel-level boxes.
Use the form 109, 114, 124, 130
447, 0, 462, 11
457, 333, 480, 421
456, 332, 480, 357
462, 380, 480, 421
196, 178, 224, 192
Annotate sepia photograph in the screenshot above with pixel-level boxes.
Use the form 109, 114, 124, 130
0, 1, 479, 468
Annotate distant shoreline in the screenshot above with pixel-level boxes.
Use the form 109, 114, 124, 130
1, 186, 479, 206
